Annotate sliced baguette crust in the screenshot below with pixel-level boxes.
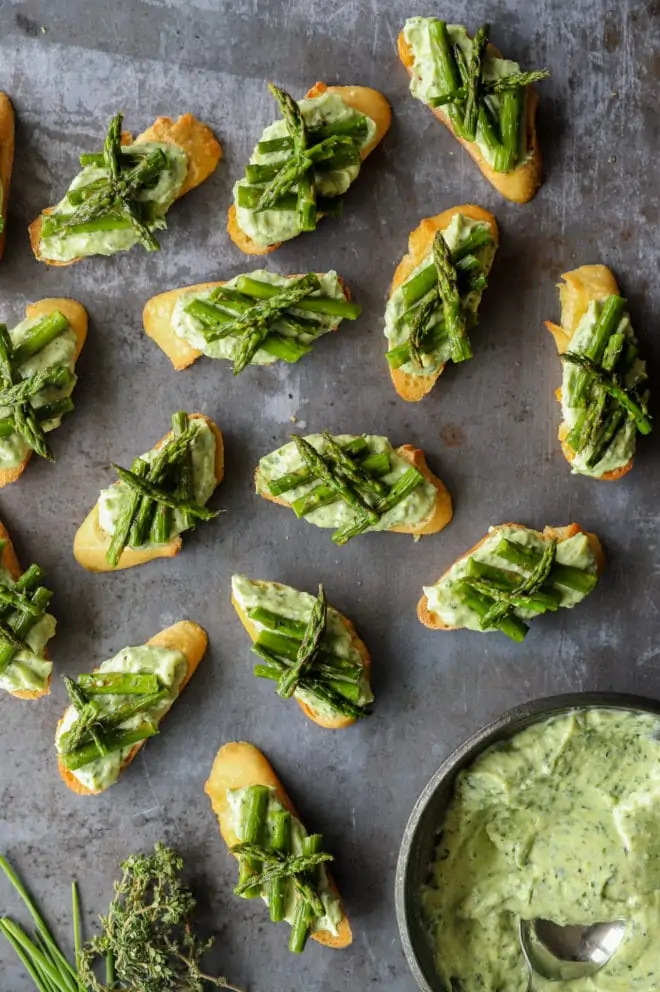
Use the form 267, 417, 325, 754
143, 275, 351, 372
388, 205, 499, 402
30, 115, 222, 266
398, 32, 542, 204
227, 81, 392, 255
0, 93, 15, 262
0, 298, 88, 489
418, 522, 605, 630
57, 620, 208, 796
204, 741, 352, 948
545, 265, 631, 482
231, 579, 371, 730
255, 442, 453, 537
73, 414, 224, 572
0, 520, 52, 700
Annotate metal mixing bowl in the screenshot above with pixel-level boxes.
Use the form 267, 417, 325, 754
395, 691, 660, 992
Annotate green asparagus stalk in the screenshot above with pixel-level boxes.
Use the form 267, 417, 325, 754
268, 446, 388, 497
204, 275, 321, 345
434, 232, 471, 363
237, 785, 271, 898
254, 137, 349, 210
76, 672, 160, 695
106, 458, 149, 567
269, 810, 290, 923
232, 319, 270, 375
400, 227, 493, 309
297, 169, 317, 231
13, 405, 53, 461
387, 319, 447, 369
567, 296, 627, 405
494, 538, 598, 594
428, 20, 462, 102
459, 23, 489, 141
408, 295, 438, 368
232, 844, 331, 898
476, 540, 557, 628
288, 835, 325, 954
60, 722, 158, 771
466, 558, 561, 607
112, 465, 218, 520
493, 88, 524, 172
488, 69, 551, 92
171, 411, 193, 533
235, 275, 361, 319
0, 398, 74, 438
561, 352, 652, 434
11, 312, 70, 367
292, 434, 379, 524
278, 585, 327, 699
253, 633, 359, 675
586, 408, 627, 470
0, 586, 53, 679
256, 116, 367, 155
236, 186, 343, 218
566, 330, 626, 453
268, 83, 308, 150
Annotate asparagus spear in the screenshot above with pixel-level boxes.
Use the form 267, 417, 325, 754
60, 722, 158, 771
232, 843, 332, 898
0, 586, 52, 678
278, 585, 327, 699
455, 581, 529, 642
408, 294, 439, 368
13, 405, 54, 461
289, 835, 325, 954
493, 88, 524, 172
566, 330, 626, 453
236, 186, 343, 217
494, 538, 598, 594
253, 655, 366, 717
235, 275, 361, 319
106, 458, 149, 567
586, 408, 627, 470
477, 540, 557, 628
291, 435, 379, 525
320, 433, 388, 498
268, 83, 309, 150
466, 558, 561, 607
460, 24, 489, 141
400, 227, 493, 309
202, 275, 322, 346
0, 399, 74, 439
256, 116, 367, 154
428, 20, 462, 103
566, 296, 627, 405
433, 232, 471, 363
11, 312, 70, 366
0, 366, 74, 406
267, 437, 371, 494
254, 137, 350, 211
237, 785, 270, 898
561, 353, 652, 434
269, 810, 290, 923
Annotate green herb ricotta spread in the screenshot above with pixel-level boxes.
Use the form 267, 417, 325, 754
257, 433, 437, 533
228, 785, 342, 935
423, 707, 660, 991
384, 214, 495, 377
171, 270, 347, 364
402, 18, 531, 169
55, 644, 187, 791
424, 525, 597, 629
234, 91, 376, 247
98, 419, 217, 548
562, 300, 642, 477
0, 315, 78, 469
231, 574, 373, 718
0, 558, 55, 695
39, 141, 188, 262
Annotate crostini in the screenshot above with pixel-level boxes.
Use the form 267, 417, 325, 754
385, 204, 498, 401
255, 431, 453, 544
0, 92, 15, 261
545, 265, 650, 480
143, 269, 360, 373
30, 112, 221, 265
419, 523, 604, 642
55, 620, 207, 795
205, 741, 352, 952
73, 411, 223, 572
0, 520, 55, 700
398, 19, 549, 203
0, 298, 88, 487
229, 81, 391, 254
231, 575, 372, 729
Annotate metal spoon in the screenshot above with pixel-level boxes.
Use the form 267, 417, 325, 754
519, 918, 626, 988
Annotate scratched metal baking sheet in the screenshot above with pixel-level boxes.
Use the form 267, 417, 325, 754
1, 0, 659, 989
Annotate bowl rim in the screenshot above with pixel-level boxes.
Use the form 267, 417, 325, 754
395, 690, 660, 992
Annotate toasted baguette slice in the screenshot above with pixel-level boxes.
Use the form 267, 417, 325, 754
143, 274, 351, 372
388, 205, 499, 402
0, 93, 15, 262
205, 741, 352, 948
29, 114, 222, 266
228, 82, 391, 255
398, 32, 542, 204
231, 579, 371, 730
545, 264, 632, 481
57, 620, 207, 796
73, 414, 224, 572
0, 520, 53, 700
256, 441, 452, 537
0, 298, 88, 489
418, 522, 605, 630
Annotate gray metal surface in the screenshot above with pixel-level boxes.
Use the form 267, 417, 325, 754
0, 1, 658, 989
